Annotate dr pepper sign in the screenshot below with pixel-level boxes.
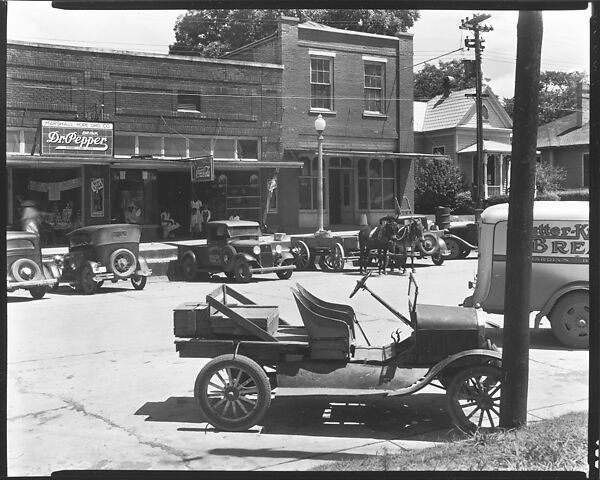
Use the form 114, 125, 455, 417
191, 156, 214, 182
41, 120, 114, 157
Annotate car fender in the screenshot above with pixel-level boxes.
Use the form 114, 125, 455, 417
533, 281, 590, 328
235, 252, 259, 267
435, 349, 503, 379
443, 233, 477, 250
136, 256, 152, 276
279, 251, 295, 262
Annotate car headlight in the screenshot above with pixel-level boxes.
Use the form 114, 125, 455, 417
275, 244, 282, 254
253, 245, 261, 255
53, 255, 64, 266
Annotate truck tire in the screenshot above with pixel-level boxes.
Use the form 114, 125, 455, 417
233, 258, 252, 283
220, 246, 237, 271
549, 291, 589, 348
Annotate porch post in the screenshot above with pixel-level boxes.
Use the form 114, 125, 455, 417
483, 152, 488, 199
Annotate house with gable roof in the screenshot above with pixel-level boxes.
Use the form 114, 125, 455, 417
414, 85, 513, 198
537, 82, 590, 189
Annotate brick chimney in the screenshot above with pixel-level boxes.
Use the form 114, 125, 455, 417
576, 82, 590, 127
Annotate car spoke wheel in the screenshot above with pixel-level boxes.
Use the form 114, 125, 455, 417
292, 240, 311, 270
131, 274, 147, 290
76, 264, 97, 295
29, 286, 46, 299
109, 248, 137, 278
447, 365, 502, 433
194, 354, 271, 431
181, 255, 197, 282
549, 291, 589, 348
233, 258, 252, 283
276, 259, 294, 280
11, 258, 43, 283
444, 238, 462, 260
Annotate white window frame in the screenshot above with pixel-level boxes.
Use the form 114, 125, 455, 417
432, 146, 446, 155
310, 52, 335, 112
363, 56, 387, 115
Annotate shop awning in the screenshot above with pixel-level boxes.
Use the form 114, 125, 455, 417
7, 155, 304, 170
322, 150, 448, 160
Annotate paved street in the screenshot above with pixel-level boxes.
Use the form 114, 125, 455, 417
7, 255, 589, 474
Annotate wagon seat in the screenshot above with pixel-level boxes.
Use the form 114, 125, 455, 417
291, 287, 353, 361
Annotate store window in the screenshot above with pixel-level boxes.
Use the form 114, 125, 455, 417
138, 136, 162, 157
237, 139, 259, 160
6, 129, 37, 154
114, 134, 136, 156
214, 139, 236, 159
433, 146, 445, 155
165, 137, 187, 158
310, 55, 334, 111
299, 156, 327, 210
177, 92, 201, 112
364, 61, 385, 114
189, 138, 211, 158
6, 129, 21, 153
357, 158, 396, 210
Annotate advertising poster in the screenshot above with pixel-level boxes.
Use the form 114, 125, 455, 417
190, 156, 214, 182
91, 177, 105, 218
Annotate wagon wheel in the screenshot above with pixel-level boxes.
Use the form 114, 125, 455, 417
292, 240, 311, 270
194, 354, 271, 431
181, 255, 197, 282
232, 258, 252, 283
549, 291, 589, 348
76, 263, 97, 295
131, 274, 147, 290
444, 237, 462, 260
446, 364, 502, 433
323, 242, 345, 272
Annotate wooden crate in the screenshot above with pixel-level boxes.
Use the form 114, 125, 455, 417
173, 302, 210, 338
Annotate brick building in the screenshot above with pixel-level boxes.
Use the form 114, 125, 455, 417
6, 40, 298, 243
226, 17, 423, 226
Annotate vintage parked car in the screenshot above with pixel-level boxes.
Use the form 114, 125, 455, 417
7, 231, 58, 299
52, 224, 152, 294
394, 215, 449, 265
442, 221, 479, 260
176, 220, 295, 283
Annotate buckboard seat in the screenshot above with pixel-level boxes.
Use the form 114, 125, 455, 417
291, 288, 353, 361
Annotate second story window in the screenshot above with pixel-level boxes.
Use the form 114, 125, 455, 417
310, 56, 333, 111
364, 61, 385, 114
177, 92, 201, 112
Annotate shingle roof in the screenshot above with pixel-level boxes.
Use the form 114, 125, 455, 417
421, 88, 477, 131
537, 113, 589, 148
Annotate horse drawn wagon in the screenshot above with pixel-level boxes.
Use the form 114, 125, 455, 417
173, 272, 502, 433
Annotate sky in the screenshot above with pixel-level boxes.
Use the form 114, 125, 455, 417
5, 2, 591, 100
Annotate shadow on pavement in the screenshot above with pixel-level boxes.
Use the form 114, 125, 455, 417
135, 392, 459, 442
486, 326, 585, 351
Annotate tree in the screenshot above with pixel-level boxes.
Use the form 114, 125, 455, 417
502, 70, 587, 125
170, 9, 420, 57
414, 59, 477, 101
414, 157, 468, 213
535, 162, 566, 194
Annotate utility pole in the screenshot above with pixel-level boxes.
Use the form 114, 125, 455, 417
499, 11, 543, 429
460, 14, 493, 210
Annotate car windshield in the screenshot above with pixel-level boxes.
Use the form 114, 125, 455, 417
227, 226, 261, 238
69, 232, 91, 249
7, 239, 35, 251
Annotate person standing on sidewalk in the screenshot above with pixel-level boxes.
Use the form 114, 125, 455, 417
200, 203, 211, 237
190, 195, 202, 236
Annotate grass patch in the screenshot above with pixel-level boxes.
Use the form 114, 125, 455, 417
314, 411, 588, 472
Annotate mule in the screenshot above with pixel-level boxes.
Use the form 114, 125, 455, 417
358, 216, 399, 274
389, 218, 424, 274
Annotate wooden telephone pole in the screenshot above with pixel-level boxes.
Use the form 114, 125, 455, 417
499, 11, 543, 429
460, 14, 493, 210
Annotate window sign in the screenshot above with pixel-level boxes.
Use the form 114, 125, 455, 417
91, 177, 105, 218
41, 120, 114, 157
191, 156, 214, 182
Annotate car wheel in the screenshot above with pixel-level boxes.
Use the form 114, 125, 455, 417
276, 259, 294, 280
446, 364, 502, 433
181, 255, 197, 282
29, 286, 46, 299
109, 248, 137, 278
220, 246, 237, 271
418, 234, 439, 256
444, 237, 462, 260
432, 252, 444, 265
457, 247, 472, 259
76, 264, 97, 295
11, 258, 43, 283
194, 354, 271, 431
549, 291, 589, 348
233, 258, 252, 283
131, 274, 147, 290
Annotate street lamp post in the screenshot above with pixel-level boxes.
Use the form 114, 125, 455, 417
314, 114, 326, 234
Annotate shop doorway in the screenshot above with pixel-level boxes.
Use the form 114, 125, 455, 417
328, 169, 354, 225
157, 172, 191, 233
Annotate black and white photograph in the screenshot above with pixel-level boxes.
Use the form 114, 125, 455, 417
5, 0, 595, 476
